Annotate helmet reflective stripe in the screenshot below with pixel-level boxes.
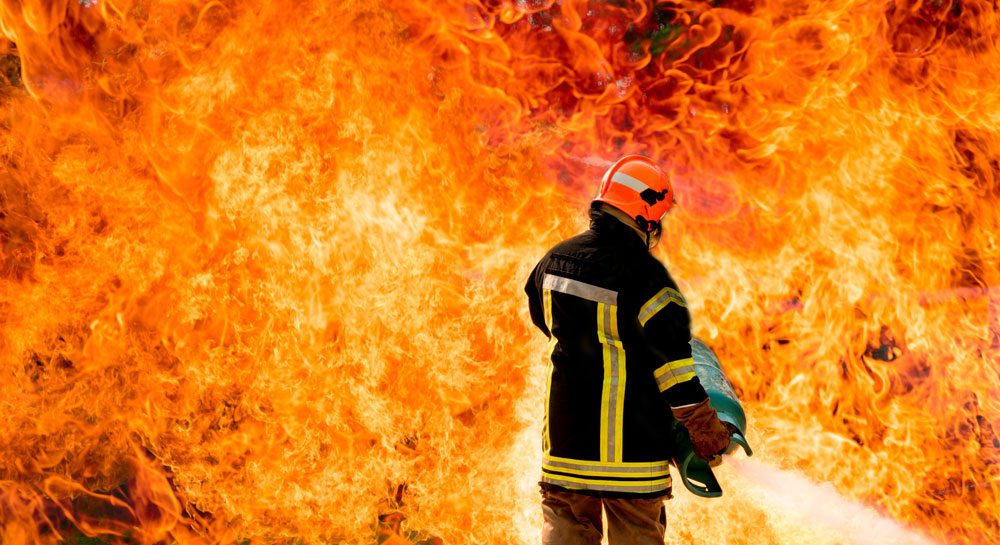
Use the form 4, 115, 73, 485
610, 171, 650, 194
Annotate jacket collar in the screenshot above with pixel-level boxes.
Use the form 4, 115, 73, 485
589, 209, 649, 252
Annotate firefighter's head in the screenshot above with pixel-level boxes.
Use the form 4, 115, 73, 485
591, 155, 675, 249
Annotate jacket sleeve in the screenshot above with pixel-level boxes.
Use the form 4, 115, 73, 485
525, 261, 550, 337
636, 260, 709, 408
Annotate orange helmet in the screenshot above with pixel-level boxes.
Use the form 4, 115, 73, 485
592, 155, 675, 233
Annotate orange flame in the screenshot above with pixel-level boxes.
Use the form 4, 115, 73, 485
2, 0, 999, 544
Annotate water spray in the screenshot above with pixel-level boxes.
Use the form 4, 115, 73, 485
728, 457, 940, 545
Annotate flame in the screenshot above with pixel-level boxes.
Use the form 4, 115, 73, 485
1, 0, 999, 544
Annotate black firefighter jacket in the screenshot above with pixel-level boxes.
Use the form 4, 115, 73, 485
525, 209, 711, 498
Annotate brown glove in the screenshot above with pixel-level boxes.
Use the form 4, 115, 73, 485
671, 398, 732, 462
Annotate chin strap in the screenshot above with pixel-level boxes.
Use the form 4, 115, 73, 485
635, 215, 660, 248
635, 216, 660, 248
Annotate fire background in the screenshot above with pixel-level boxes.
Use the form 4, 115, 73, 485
1, 0, 998, 544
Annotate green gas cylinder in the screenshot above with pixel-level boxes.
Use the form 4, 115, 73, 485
669, 337, 753, 498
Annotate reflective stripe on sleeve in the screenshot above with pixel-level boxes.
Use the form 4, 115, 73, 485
543, 274, 618, 305
653, 357, 696, 392
638, 287, 687, 326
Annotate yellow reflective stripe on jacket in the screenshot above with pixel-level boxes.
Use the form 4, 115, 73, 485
653, 357, 696, 392
610, 304, 625, 464
597, 302, 626, 463
543, 455, 670, 478
542, 454, 672, 494
542, 466, 668, 478
638, 287, 687, 326
543, 289, 556, 356
543, 289, 555, 453
543, 273, 618, 305
545, 453, 670, 467
540, 473, 672, 494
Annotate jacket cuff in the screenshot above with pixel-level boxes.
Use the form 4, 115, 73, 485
662, 376, 708, 408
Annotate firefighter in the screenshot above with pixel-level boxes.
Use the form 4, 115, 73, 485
524, 155, 733, 545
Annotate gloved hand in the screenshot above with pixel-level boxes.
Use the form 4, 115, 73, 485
671, 398, 732, 463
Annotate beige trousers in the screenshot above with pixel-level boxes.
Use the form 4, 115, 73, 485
540, 488, 667, 545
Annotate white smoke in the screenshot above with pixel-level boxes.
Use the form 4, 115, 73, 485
728, 458, 939, 545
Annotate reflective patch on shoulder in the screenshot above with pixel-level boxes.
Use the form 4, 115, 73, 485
638, 287, 687, 326
543, 274, 618, 305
